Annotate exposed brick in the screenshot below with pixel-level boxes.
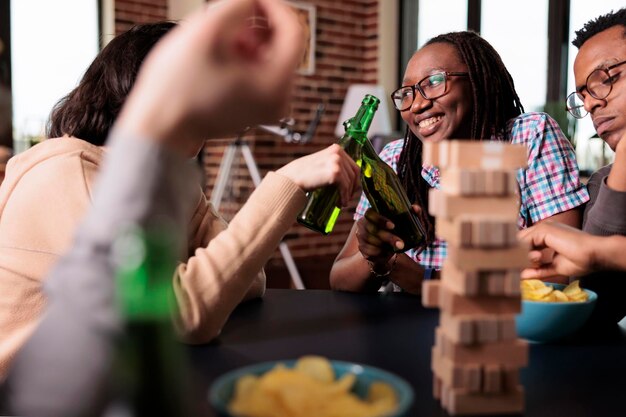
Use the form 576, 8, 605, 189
114, 0, 380, 265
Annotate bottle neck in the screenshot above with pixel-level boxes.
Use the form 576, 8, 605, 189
343, 105, 378, 145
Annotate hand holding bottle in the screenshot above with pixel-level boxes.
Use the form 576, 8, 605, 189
356, 202, 426, 257
355, 208, 402, 268
276, 144, 360, 207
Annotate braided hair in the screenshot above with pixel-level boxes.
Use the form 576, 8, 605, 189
572, 7, 626, 49
396, 31, 524, 243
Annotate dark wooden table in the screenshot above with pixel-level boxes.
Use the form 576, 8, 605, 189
189, 289, 626, 417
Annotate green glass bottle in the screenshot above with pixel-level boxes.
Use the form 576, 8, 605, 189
113, 226, 192, 417
360, 138, 427, 252
297, 94, 379, 234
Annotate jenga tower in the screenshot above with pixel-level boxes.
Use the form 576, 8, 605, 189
421, 140, 529, 415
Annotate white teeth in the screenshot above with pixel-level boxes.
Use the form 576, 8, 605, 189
418, 116, 442, 128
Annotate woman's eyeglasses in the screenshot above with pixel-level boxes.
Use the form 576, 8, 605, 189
391, 71, 469, 111
566, 59, 626, 119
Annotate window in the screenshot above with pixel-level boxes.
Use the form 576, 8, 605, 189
417, 0, 468, 49
481, 0, 549, 113
11, 0, 99, 151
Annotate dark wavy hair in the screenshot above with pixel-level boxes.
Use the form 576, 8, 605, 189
572, 7, 626, 49
47, 21, 176, 145
396, 31, 524, 243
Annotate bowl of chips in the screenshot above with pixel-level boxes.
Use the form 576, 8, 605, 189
209, 355, 414, 417
516, 280, 597, 343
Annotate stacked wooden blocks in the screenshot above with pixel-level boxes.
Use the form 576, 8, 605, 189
421, 140, 529, 415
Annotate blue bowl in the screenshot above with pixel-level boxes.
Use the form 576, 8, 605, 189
209, 359, 414, 417
516, 283, 597, 343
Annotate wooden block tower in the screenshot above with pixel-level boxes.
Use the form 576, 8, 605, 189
421, 140, 529, 415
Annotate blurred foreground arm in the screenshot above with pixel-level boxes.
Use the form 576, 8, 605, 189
519, 222, 626, 279
3, 0, 308, 415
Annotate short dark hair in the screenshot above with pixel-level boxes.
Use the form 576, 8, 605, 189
572, 7, 626, 49
47, 21, 176, 145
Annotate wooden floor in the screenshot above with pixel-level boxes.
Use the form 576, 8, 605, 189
264, 255, 336, 290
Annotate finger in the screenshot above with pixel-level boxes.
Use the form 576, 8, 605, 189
411, 204, 423, 216
364, 209, 393, 230
520, 267, 559, 280
339, 152, 360, 205
527, 249, 544, 266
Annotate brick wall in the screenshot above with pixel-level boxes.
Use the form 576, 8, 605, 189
115, 0, 381, 263
115, 0, 168, 33
203, 0, 380, 261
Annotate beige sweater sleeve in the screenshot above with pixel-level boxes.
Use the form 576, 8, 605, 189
173, 172, 306, 343
186, 193, 266, 303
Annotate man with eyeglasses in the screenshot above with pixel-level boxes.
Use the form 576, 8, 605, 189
524, 7, 626, 326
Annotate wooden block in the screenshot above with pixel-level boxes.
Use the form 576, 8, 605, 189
429, 189, 519, 220
499, 315, 518, 340
486, 170, 520, 196
423, 140, 528, 170
441, 262, 522, 297
441, 380, 451, 410
447, 244, 529, 271
486, 273, 505, 295
436, 217, 519, 248
436, 328, 528, 367
445, 386, 525, 415
439, 313, 519, 344
483, 364, 502, 394
422, 279, 441, 308
441, 263, 480, 296
433, 375, 442, 400
423, 141, 440, 168
441, 169, 518, 196
432, 347, 482, 393
433, 347, 524, 397
476, 317, 499, 343
438, 282, 521, 315
440, 312, 475, 345
504, 271, 521, 296
503, 369, 520, 392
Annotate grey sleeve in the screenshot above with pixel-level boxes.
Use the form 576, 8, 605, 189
583, 165, 626, 237
3, 131, 199, 417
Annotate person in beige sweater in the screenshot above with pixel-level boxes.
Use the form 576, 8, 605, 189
0, 2, 360, 380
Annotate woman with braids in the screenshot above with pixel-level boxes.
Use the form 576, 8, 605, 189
329, 31, 588, 294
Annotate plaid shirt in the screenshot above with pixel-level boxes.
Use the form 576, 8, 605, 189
355, 112, 589, 270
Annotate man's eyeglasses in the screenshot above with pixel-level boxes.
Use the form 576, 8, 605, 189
391, 71, 469, 111
566, 59, 626, 119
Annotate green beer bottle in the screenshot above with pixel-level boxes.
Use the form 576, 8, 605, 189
360, 137, 427, 252
113, 226, 192, 417
297, 94, 379, 234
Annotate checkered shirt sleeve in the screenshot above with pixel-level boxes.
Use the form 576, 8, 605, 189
510, 112, 589, 227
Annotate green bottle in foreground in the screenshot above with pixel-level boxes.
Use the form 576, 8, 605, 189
297, 94, 379, 234
113, 226, 192, 417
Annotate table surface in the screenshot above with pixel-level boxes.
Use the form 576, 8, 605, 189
189, 289, 626, 417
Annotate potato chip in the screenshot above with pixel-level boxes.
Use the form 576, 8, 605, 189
520, 279, 588, 302
227, 356, 398, 417
293, 355, 335, 383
